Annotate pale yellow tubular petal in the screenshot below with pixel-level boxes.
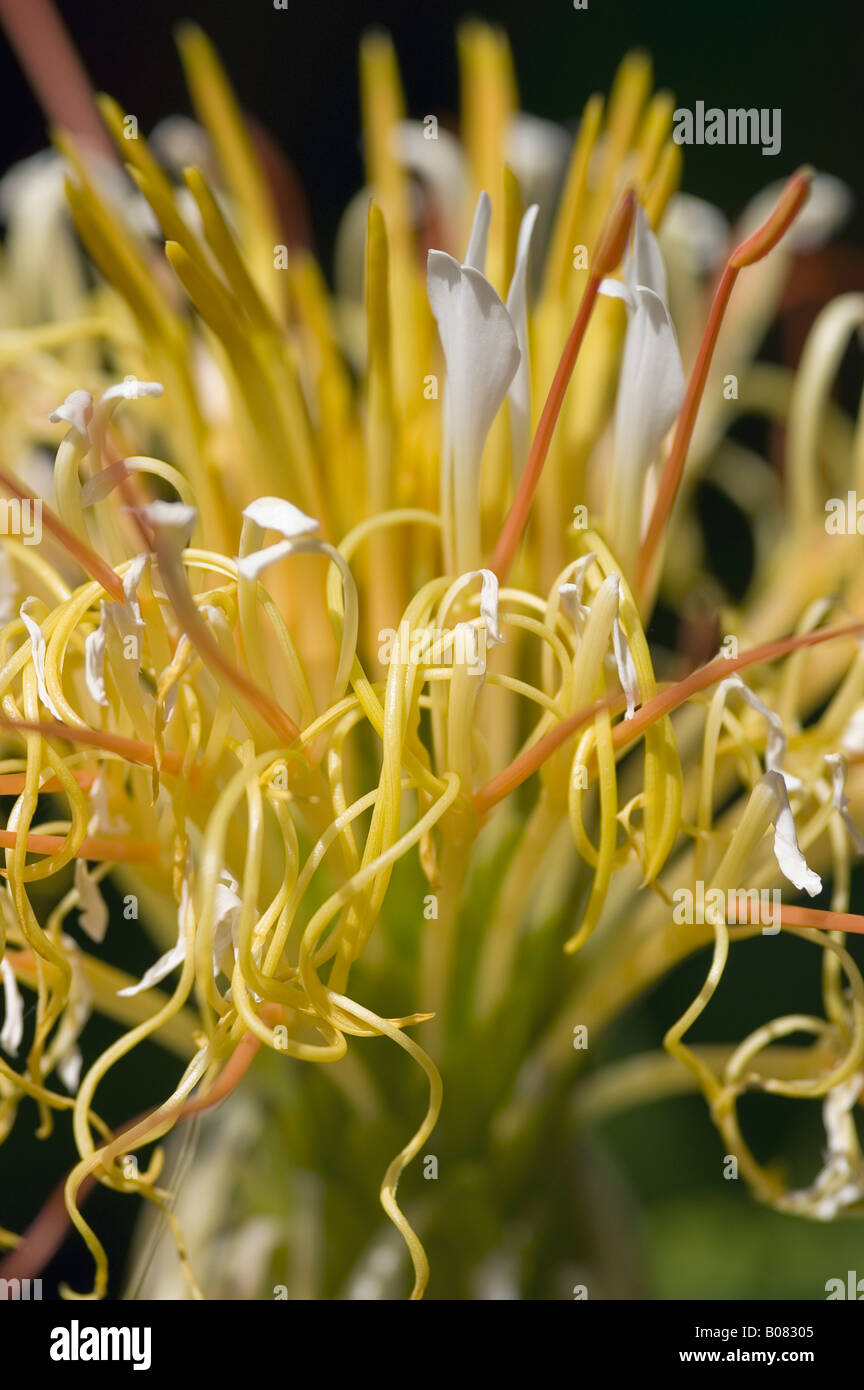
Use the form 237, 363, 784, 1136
565, 710, 617, 952
582, 531, 682, 880
643, 138, 684, 230
583, 51, 652, 251
542, 93, 603, 303
176, 24, 285, 315
634, 91, 675, 200
360, 31, 420, 416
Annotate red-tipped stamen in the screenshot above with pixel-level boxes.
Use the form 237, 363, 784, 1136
636, 168, 813, 594
489, 188, 637, 581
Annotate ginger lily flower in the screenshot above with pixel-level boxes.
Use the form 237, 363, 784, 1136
2, 4, 864, 1308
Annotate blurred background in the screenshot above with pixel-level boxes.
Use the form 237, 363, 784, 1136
1, 0, 863, 1299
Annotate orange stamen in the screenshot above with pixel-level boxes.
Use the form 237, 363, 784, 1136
474, 618, 863, 815
0, 828, 156, 863
0, 464, 124, 603
636, 168, 813, 594
0, 768, 97, 794
489, 188, 637, 581
0, 716, 191, 780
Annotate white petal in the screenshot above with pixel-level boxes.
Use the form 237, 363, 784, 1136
610, 578, 640, 720
19, 599, 64, 721
242, 496, 319, 538
505, 204, 540, 478
716, 676, 800, 789
87, 770, 129, 837
121, 554, 148, 626
118, 883, 188, 996
627, 203, 669, 302
427, 251, 520, 483
763, 770, 822, 896
57, 1046, 82, 1092
99, 379, 164, 404
0, 956, 24, 1055
558, 552, 597, 632
141, 500, 197, 531
460, 568, 504, 646
48, 389, 93, 445
237, 539, 295, 582
464, 190, 492, 272
84, 603, 109, 707
825, 753, 864, 853
614, 283, 685, 480
74, 860, 109, 943
211, 873, 243, 972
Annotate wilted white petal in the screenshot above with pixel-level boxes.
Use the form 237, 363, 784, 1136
464, 190, 492, 272
121, 554, 148, 625
74, 860, 109, 943
715, 675, 800, 789
48, 389, 93, 445
0, 956, 24, 1055
825, 753, 864, 853
781, 1072, 864, 1220
85, 603, 109, 708
99, 379, 164, 404
118, 881, 189, 997
610, 578, 640, 720
763, 769, 822, 896
459, 568, 504, 646
558, 552, 596, 633
140, 500, 197, 544
211, 872, 243, 972
506, 203, 540, 478
238, 497, 320, 581
19, 599, 65, 720
88, 770, 128, 837
242, 496, 318, 538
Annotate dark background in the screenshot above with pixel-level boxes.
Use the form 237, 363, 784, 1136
2, 0, 863, 268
